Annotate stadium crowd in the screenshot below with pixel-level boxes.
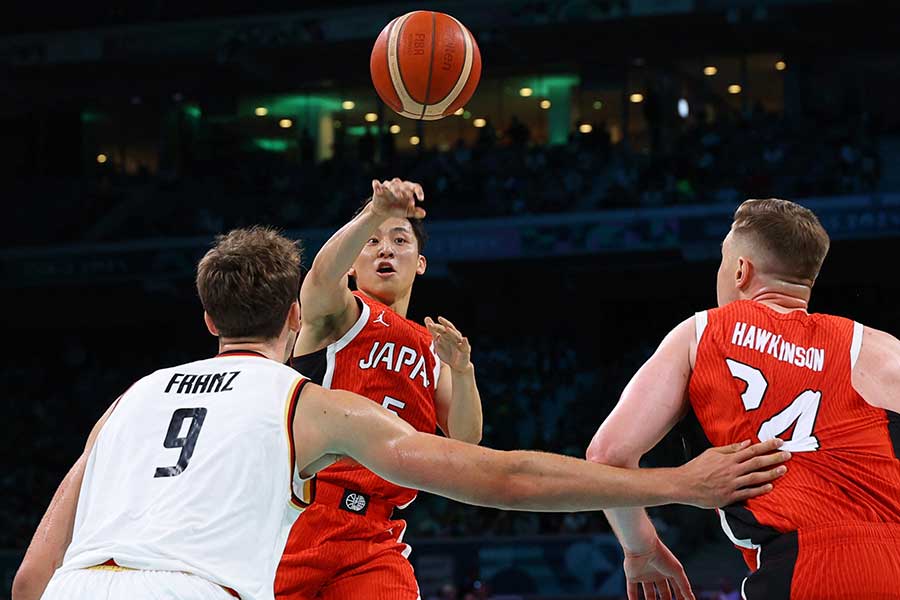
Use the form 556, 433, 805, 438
7, 102, 884, 248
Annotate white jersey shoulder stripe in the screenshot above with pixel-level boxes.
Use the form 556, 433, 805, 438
323, 299, 371, 389
850, 321, 863, 369
695, 310, 709, 343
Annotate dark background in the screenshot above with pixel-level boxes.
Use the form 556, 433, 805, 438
2, 1, 898, 598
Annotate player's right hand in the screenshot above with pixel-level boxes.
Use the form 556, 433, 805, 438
678, 438, 790, 509
371, 178, 426, 220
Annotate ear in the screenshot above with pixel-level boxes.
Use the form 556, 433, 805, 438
416, 254, 427, 276
204, 312, 219, 337
287, 300, 301, 333
735, 256, 754, 290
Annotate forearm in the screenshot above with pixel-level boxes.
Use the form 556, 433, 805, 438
445, 364, 483, 444
383, 434, 688, 512
603, 508, 660, 554
309, 202, 385, 282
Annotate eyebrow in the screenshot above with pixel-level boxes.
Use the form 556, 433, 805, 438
389, 227, 412, 235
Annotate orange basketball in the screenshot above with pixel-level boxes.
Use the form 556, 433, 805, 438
370, 11, 481, 121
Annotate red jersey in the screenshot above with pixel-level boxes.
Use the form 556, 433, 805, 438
689, 300, 900, 570
291, 292, 440, 507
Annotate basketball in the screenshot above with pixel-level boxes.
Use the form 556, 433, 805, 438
370, 11, 482, 121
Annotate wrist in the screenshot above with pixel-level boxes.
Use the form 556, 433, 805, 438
623, 536, 660, 558
449, 362, 475, 375
365, 198, 391, 220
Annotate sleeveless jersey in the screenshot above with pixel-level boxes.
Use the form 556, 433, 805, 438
689, 300, 900, 569
58, 351, 312, 600
291, 292, 440, 507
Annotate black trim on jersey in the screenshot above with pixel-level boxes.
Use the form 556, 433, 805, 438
215, 350, 267, 358
674, 408, 714, 461
887, 408, 900, 460
290, 348, 327, 385
721, 503, 782, 548
742, 530, 798, 600
288, 378, 316, 508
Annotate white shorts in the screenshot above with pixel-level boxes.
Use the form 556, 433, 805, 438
42, 567, 235, 600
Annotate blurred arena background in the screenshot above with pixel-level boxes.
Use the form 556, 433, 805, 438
1, 0, 898, 598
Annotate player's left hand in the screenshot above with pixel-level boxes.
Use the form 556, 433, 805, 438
623, 538, 695, 600
425, 316, 472, 372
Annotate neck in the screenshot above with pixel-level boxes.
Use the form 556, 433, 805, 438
747, 282, 811, 313
362, 288, 412, 318
218, 338, 285, 362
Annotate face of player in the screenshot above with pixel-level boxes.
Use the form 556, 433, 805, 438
716, 228, 740, 307
350, 217, 426, 306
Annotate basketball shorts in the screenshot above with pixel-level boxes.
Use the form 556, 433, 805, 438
42, 567, 234, 600
275, 481, 419, 600
742, 522, 900, 599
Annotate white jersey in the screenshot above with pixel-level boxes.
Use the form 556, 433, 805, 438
58, 351, 312, 600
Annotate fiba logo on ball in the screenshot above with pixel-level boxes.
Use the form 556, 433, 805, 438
345, 493, 368, 513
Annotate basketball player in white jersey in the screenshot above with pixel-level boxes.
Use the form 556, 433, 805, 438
13, 227, 790, 600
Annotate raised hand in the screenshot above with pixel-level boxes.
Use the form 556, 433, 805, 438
678, 438, 790, 509
624, 538, 694, 600
371, 178, 426, 220
425, 316, 472, 372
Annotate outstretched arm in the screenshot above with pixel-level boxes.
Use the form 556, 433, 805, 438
295, 178, 425, 353
12, 401, 117, 600
295, 382, 787, 513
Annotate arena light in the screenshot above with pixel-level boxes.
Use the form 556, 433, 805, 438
279, 119, 293, 129
518, 87, 533, 97
539, 99, 551, 109
578, 123, 593, 134
453, 107, 464, 116
409, 135, 420, 145
593, 100, 603, 110
473, 118, 487, 128
341, 100, 355, 110
364, 112, 378, 122
728, 84, 742, 94
254, 106, 268, 117
630, 93, 644, 103
389, 124, 401, 134
678, 98, 689, 118
775, 60, 787, 71
96, 153, 107, 164
703, 66, 718, 76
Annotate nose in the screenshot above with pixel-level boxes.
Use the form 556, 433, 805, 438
377, 240, 394, 258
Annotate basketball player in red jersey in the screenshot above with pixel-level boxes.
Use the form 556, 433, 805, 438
586, 198, 900, 600
275, 178, 483, 600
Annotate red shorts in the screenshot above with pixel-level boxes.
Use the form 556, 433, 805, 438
743, 522, 900, 599
275, 482, 418, 600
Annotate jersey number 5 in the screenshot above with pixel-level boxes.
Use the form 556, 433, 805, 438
154, 407, 207, 478
725, 359, 821, 452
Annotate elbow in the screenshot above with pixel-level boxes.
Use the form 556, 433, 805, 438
12, 561, 46, 600
586, 437, 637, 468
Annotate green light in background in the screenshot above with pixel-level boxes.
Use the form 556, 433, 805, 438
516, 75, 580, 98
184, 105, 202, 119
80, 111, 105, 123
251, 138, 291, 152
240, 94, 343, 118
346, 125, 380, 136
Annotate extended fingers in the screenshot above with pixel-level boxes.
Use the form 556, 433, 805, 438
734, 438, 784, 461
740, 451, 792, 475
627, 582, 640, 600
735, 465, 787, 489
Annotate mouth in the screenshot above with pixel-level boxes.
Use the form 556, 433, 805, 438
375, 263, 396, 277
